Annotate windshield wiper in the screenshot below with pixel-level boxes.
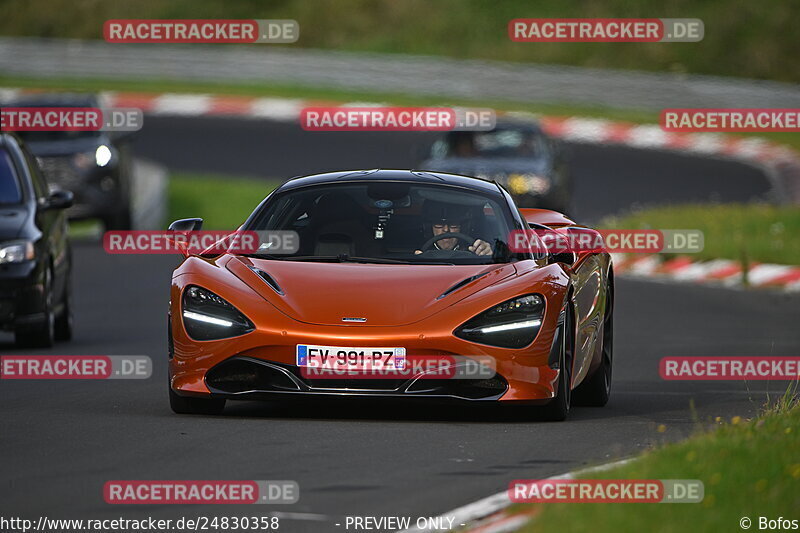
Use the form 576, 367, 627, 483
242, 254, 407, 264
254, 255, 340, 262
341, 256, 411, 264
241, 254, 456, 265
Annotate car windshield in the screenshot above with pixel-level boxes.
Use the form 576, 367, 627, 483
0, 148, 23, 205
13, 102, 101, 143
16, 130, 101, 143
246, 181, 519, 265
432, 128, 546, 158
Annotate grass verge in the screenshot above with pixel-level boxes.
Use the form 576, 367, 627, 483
2, 0, 798, 83
600, 203, 800, 265
168, 172, 279, 230
519, 392, 800, 533
68, 172, 278, 235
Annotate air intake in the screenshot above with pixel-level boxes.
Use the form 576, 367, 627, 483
247, 266, 284, 295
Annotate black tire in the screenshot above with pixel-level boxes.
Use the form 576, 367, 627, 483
537, 306, 574, 421
15, 267, 55, 348
574, 274, 614, 407
169, 386, 226, 415
54, 275, 73, 341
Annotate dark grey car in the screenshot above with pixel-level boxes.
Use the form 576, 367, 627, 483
0, 132, 73, 347
419, 119, 572, 213
11, 93, 135, 230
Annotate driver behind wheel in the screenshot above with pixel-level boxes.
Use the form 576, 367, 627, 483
415, 200, 493, 256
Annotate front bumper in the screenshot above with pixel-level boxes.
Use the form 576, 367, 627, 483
169, 281, 565, 404
37, 157, 124, 219
201, 356, 511, 401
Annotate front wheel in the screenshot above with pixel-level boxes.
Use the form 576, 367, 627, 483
54, 274, 73, 341
537, 306, 574, 421
15, 267, 55, 348
573, 275, 613, 407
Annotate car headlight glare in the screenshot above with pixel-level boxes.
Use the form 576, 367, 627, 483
508, 173, 551, 195
182, 285, 254, 340
455, 294, 545, 349
95, 145, 113, 167
0, 241, 34, 264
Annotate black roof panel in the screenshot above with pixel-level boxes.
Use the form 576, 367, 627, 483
278, 169, 502, 195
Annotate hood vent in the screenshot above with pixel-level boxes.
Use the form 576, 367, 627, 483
436, 271, 490, 300
247, 266, 284, 295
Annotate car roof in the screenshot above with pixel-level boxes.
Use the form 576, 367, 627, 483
0, 132, 20, 147
278, 169, 505, 196
445, 117, 544, 136
9, 92, 99, 107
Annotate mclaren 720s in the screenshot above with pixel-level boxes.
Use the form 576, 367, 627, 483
168, 169, 613, 420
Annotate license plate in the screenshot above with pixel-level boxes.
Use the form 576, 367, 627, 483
296, 345, 406, 370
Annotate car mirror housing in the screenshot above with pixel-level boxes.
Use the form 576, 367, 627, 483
42, 190, 74, 210
550, 250, 576, 265
168, 217, 204, 232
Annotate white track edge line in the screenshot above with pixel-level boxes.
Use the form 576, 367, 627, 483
399, 457, 634, 533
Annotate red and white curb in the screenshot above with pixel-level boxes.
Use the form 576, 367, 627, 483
2, 87, 798, 192
612, 253, 800, 292
399, 458, 633, 533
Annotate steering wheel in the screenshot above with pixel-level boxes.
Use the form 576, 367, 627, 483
420, 232, 477, 252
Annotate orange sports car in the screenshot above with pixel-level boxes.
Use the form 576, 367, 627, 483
168, 169, 613, 420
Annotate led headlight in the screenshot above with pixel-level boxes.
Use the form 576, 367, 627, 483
455, 294, 545, 349
182, 285, 254, 340
0, 241, 34, 264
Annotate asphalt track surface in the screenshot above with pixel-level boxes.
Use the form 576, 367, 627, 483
1, 116, 797, 531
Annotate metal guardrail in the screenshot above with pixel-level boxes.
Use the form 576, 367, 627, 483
1, 37, 799, 110
130, 158, 167, 230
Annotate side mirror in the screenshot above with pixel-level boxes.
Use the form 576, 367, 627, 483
168, 218, 203, 232
42, 190, 74, 210
552, 227, 605, 267
527, 223, 580, 266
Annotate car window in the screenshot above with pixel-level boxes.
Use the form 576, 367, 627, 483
19, 145, 48, 200
16, 130, 102, 143
248, 182, 518, 264
0, 148, 23, 205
